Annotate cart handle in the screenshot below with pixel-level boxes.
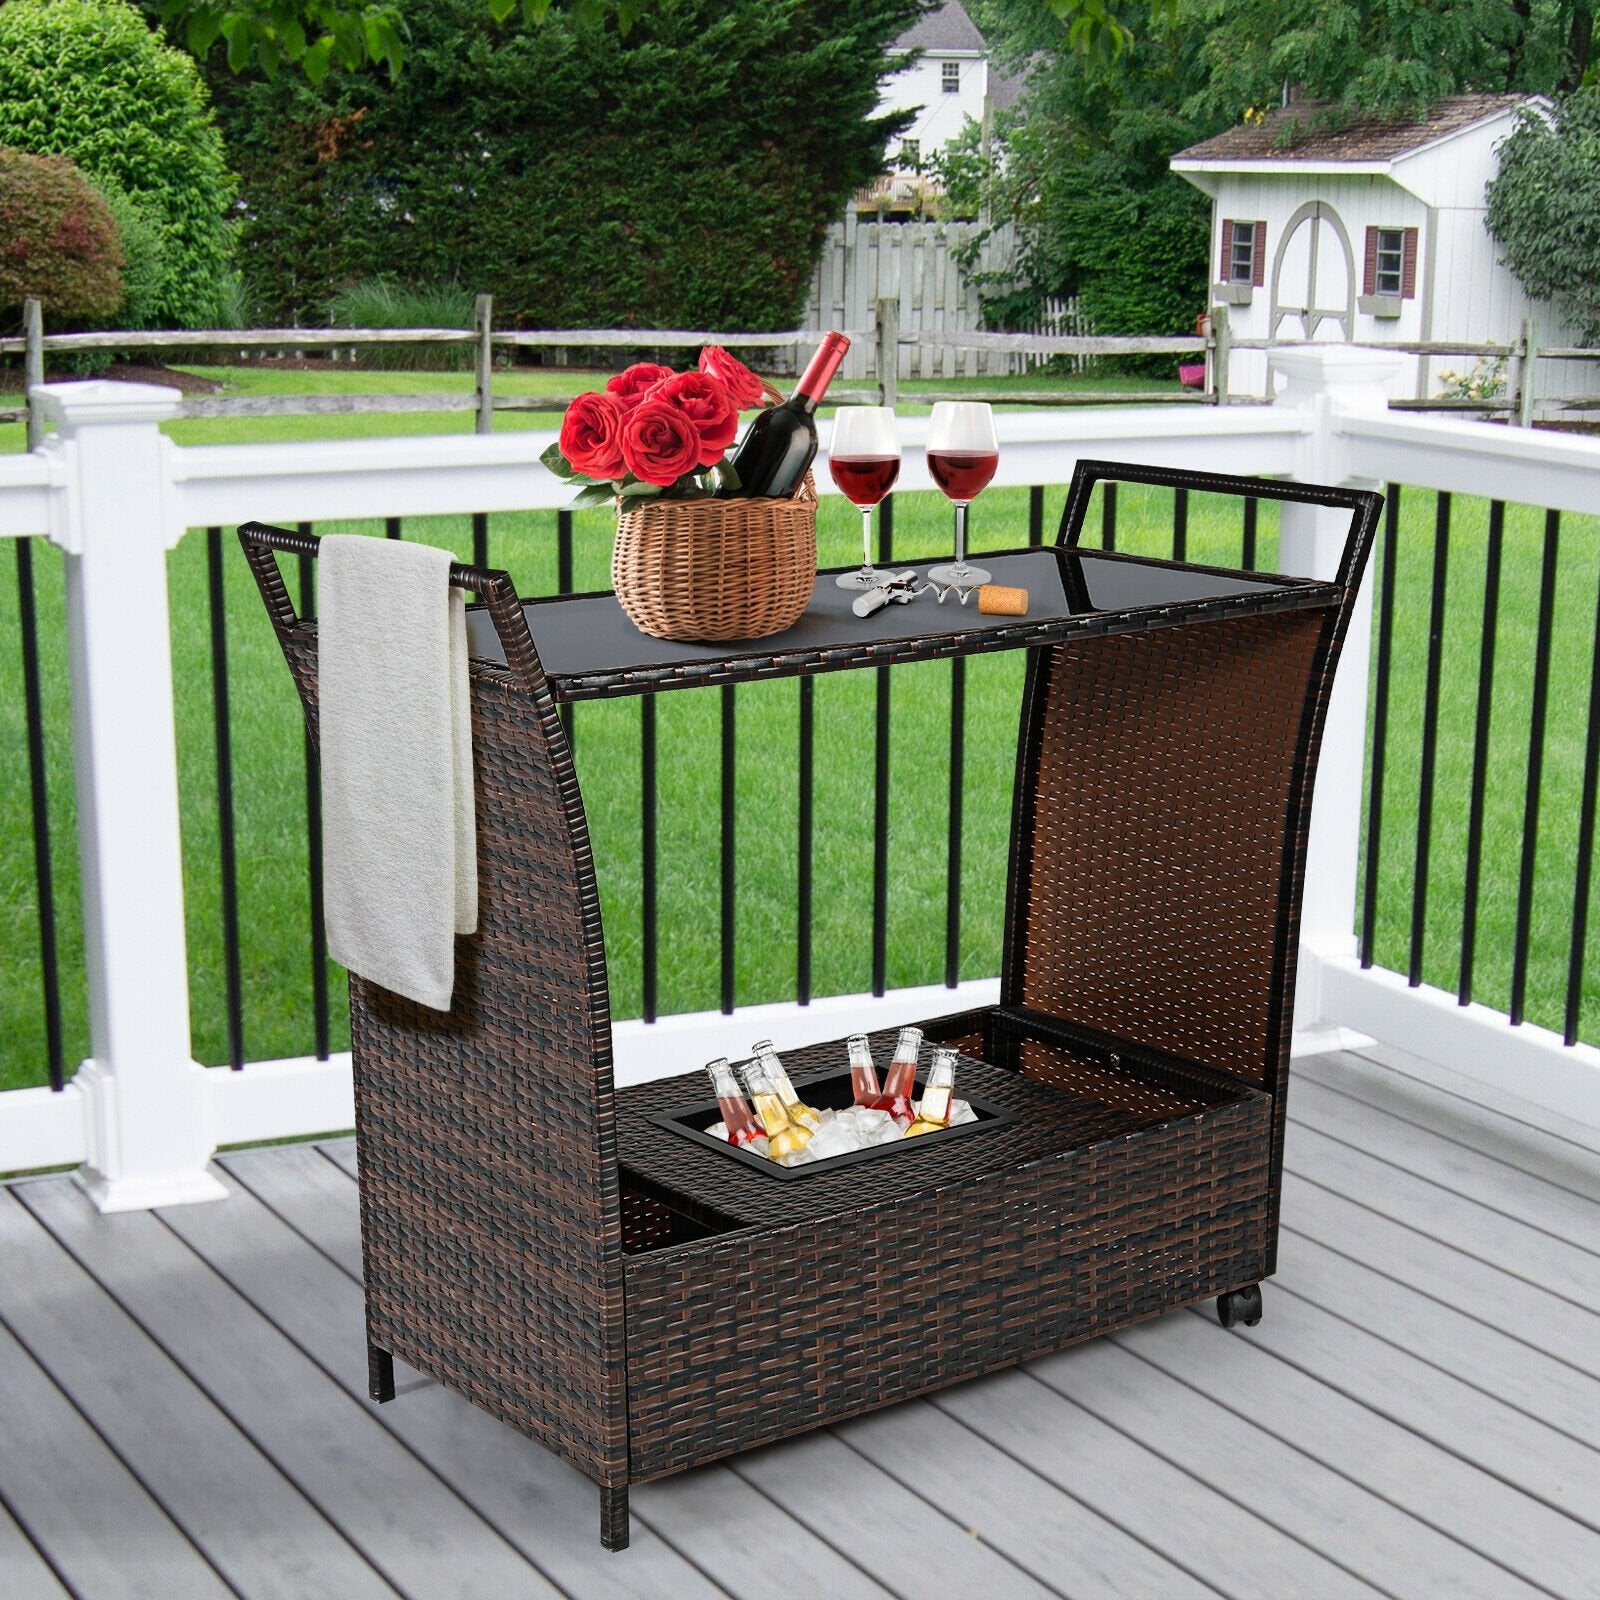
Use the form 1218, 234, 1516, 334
236, 520, 550, 695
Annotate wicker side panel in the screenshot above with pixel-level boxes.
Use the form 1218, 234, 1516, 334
280, 631, 627, 1488
1009, 614, 1323, 1088
624, 1096, 1270, 1478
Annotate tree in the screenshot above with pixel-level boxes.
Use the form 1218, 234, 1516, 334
1487, 89, 1600, 340
0, 149, 125, 323
154, 0, 1172, 82
208, 0, 920, 328
0, 0, 236, 328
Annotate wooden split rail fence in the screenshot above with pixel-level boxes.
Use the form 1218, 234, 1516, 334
4, 297, 1597, 428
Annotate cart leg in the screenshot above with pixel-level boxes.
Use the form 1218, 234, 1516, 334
367, 1342, 396, 1403
600, 1484, 630, 1551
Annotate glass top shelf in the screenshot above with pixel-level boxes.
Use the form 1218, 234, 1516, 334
465, 546, 1338, 703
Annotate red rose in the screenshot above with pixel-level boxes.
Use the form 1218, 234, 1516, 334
621, 399, 703, 486
697, 345, 765, 410
649, 370, 739, 466
558, 390, 626, 480
606, 362, 675, 412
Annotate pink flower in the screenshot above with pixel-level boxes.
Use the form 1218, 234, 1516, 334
697, 345, 765, 410
606, 362, 675, 412
621, 399, 703, 486
648, 370, 739, 466
557, 390, 626, 480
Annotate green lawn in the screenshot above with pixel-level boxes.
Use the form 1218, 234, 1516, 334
3, 365, 1597, 1090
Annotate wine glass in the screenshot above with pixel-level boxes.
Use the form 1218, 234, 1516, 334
926, 402, 999, 597
828, 407, 901, 590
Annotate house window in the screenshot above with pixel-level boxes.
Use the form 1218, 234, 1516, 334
900, 139, 921, 169
942, 60, 961, 93
1364, 226, 1418, 299
1220, 219, 1265, 286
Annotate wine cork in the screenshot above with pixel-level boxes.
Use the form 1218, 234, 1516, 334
977, 584, 1028, 616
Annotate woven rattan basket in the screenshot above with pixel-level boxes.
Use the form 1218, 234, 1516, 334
612, 475, 817, 642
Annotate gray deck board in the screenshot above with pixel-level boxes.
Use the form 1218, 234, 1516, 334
19, 1177, 545, 1600
0, 1190, 392, 1600
1281, 1169, 1600, 1379
1275, 1225, 1600, 1443
1288, 1073, 1600, 1249
1026, 1330, 1537, 1600
1297, 1052, 1600, 1206
0, 1319, 224, 1600
5, 1050, 1599, 1599
927, 1365, 1378, 1599
833, 1390, 1220, 1600
1282, 1119, 1600, 1314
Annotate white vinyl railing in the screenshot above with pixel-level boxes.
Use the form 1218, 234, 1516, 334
3, 346, 1599, 1209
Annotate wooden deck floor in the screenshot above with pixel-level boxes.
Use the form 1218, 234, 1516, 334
2, 1048, 1598, 1600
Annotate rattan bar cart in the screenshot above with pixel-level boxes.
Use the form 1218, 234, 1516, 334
241, 460, 1380, 1552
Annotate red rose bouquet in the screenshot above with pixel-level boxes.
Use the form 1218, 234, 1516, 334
542, 347, 773, 508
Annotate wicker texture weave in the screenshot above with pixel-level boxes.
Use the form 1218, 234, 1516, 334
237, 457, 1378, 1550
611, 475, 817, 642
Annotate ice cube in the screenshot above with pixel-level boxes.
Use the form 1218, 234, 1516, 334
705, 1120, 729, 1141
804, 1116, 868, 1160
948, 1099, 978, 1126
853, 1108, 904, 1144
777, 1143, 815, 1166
749, 1135, 770, 1158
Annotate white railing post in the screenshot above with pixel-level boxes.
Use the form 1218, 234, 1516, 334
32, 380, 226, 1210
1268, 348, 1406, 1049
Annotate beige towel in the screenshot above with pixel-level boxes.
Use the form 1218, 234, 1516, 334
319, 535, 476, 1011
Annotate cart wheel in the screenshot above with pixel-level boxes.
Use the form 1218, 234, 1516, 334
1216, 1285, 1263, 1329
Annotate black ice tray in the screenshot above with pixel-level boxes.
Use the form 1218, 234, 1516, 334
648, 1066, 1018, 1181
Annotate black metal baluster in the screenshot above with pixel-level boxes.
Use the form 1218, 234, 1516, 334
207, 529, 245, 1069
385, 517, 402, 540
1172, 487, 1188, 562
472, 511, 488, 570
640, 694, 658, 1024
797, 676, 814, 1006
1101, 482, 1117, 551
558, 509, 575, 749
1028, 486, 1044, 547
946, 657, 965, 989
1360, 488, 1401, 969
298, 531, 330, 1059
872, 665, 891, 998
1564, 564, 1600, 1046
1409, 493, 1451, 988
721, 683, 736, 1015
15, 539, 63, 1090
1511, 510, 1561, 1024
1459, 502, 1504, 1006
1242, 497, 1259, 570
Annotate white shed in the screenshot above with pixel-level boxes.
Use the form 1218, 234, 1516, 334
878, 0, 989, 174
1170, 94, 1591, 408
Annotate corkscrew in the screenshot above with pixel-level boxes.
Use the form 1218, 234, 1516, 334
850, 571, 924, 618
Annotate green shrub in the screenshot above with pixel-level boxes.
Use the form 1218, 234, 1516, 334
206, 0, 919, 329
0, 147, 124, 323
95, 184, 168, 330
0, 0, 236, 329
328, 278, 477, 370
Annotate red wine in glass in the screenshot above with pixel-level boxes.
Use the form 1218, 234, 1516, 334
828, 408, 902, 590
927, 450, 998, 502
926, 403, 999, 597
830, 455, 901, 505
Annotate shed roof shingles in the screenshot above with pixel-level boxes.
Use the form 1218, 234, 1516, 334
1173, 93, 1528, 165
894, 0, 986, 54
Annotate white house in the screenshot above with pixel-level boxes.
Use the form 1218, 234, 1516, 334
879, 0, 989, 177
1171, 94, 1591, 407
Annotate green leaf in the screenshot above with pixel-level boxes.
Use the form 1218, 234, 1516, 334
540, 441, 576, 477
618, 478, 663, 498
303, 36, 334, 86
570, 482, 618, 509
185, 11, 224, 56
489, 0, 518, 21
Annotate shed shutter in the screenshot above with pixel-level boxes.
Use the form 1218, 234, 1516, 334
1251, 220, 1266, 287
1219, 219, 1234, 280
1401, 227, 1419, 298
1363, 227, 1379, 296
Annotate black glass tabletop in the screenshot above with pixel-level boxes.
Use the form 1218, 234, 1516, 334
465, 546, 1338, 702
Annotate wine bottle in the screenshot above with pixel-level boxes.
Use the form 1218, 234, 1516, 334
723, 332, 850, 498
